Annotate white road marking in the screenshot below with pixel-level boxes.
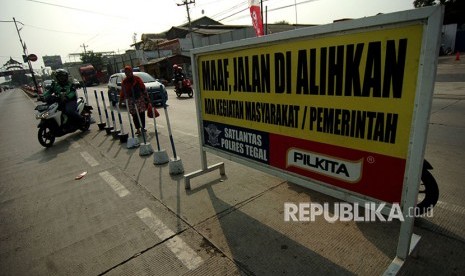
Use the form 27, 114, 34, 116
80, 151, 99, 167
136, 207, 203, 270
99, 171, 130, 197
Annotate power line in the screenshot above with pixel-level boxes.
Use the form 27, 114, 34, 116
22, 23, 90, 36
218, 0, 321, 23
218, 6, 249, 22
2, 18, 93, 35
194, 0, 232, 8
269, 0, 320, 13
0, 20, 23, 25
25, 0, 129, 19
212, 0, 248, 20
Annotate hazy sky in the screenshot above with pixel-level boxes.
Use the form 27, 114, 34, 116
1, 0, 414, 73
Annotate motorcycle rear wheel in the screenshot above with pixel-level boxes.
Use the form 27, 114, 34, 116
79, 116, 91, 132
417, 169, 439, 215
38, 126, 55, 147
188, 90, 193, 97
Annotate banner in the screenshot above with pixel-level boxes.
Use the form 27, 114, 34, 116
191, 6, 443, 264
249, 0, 264, 36
197, 23, 425, 203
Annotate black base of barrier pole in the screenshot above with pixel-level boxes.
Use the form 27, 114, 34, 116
105, 126, 114, 135
119, 133, 129, 143
111, 129, 121, 139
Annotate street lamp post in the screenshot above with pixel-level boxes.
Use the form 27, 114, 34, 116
13, 17, 39, 94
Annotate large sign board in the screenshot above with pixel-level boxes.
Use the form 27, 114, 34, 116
43, 55, 63, 70
190, 7, 441, 212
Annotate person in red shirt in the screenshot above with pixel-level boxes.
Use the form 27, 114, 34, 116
119, 65, 149, 135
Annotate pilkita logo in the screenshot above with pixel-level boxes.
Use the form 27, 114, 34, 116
286, 148, 363, 183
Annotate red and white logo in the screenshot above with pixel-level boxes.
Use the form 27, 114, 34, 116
286, 148, 363, 183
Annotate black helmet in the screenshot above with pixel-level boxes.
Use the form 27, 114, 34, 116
55, 69, 69, 84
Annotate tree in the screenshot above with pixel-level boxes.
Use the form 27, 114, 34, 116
80, 51, 104, 71
413, 0, 437, 8
413, 0, 465, 26
442, 0, 465, 26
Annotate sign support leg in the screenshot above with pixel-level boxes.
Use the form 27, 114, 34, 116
384, 234, 421, 276
184, 148, 225, 190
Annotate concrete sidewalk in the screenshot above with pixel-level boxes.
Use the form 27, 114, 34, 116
400, 54, 465, 274
80, 124, 399, 275
1, 54, 464, 275
75, 60, 465, 275
64, 55, 465, 274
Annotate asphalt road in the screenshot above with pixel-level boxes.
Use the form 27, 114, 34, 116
0, 57, 464, 275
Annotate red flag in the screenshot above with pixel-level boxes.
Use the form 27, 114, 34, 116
249, 0, 264, 36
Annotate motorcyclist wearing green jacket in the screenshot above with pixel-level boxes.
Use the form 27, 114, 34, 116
43, 69, 83, 126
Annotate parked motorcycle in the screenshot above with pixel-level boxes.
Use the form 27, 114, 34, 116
35, 95, 92, 147
174, 78, 194, 98
417, 160, 439, 214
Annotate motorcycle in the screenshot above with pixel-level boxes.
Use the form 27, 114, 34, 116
417, 160, 439, 215
174, 78, 194, 98
35, 95, 92, 147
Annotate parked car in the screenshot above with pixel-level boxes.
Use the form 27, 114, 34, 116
107, 72, 168, 107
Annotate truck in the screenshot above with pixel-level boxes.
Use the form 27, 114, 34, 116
65, 64, 98, 87
78, 64, 99, 86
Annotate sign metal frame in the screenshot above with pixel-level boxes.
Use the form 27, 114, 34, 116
185, 6, 443, 273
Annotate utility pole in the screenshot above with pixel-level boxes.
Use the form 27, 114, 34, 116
177, 0, 195, 48
80, 43, 88, 55
294, 0, 298, 29
133, 33, 137, 48
13, 17, 39, 93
